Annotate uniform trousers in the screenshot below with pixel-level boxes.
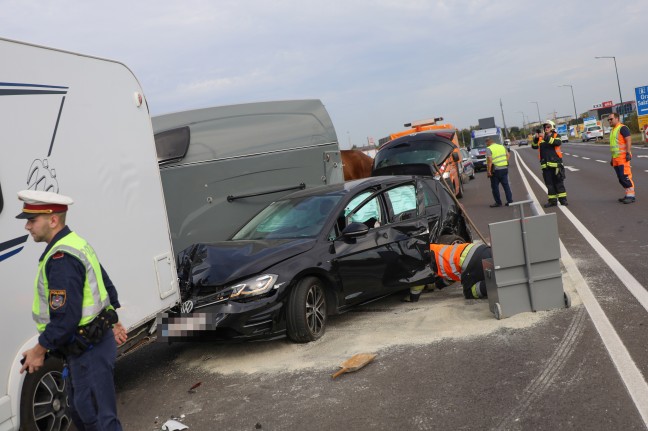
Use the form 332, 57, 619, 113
489, 168, 513, 205
612, 158, 635, 197
66, 331, 122, 431
542, 167, 566, 202
461, 244, 492, 298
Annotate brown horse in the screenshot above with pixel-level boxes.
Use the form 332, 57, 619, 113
341, 150, 373, 180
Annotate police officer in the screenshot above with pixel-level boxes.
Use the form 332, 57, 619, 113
532, 120, 568, 207
17, 190, 125, 431
429, 241, 492, 299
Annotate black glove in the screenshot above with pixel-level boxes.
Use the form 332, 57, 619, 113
626, 153, 632, 161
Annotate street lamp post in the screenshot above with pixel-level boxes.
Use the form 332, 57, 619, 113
517, 111, 526, 129
559, 84, 579, 137
529, 101, 541, 125
595, 56, 623, 118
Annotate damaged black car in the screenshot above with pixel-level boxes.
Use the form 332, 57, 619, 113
162, 175, 471, 343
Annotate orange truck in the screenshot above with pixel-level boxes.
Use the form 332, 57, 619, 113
374, 117, 465, 198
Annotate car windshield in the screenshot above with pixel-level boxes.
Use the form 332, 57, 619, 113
373, 141, 447, 170
588, 126, 601, 131
232, 195, 343, 240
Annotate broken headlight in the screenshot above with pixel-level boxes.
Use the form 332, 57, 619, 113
229, 274, 279, 300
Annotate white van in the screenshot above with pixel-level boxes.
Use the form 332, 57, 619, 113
0, 38, 180, 430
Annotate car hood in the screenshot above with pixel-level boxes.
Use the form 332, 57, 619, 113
178, 238, 317, 288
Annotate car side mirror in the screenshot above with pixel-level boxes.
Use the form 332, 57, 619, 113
452, 152, 460, 162
341, 222, 369, 238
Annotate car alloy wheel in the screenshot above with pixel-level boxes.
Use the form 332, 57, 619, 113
286, 276, 327, 343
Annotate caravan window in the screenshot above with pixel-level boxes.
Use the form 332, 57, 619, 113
155, 126, 190, 165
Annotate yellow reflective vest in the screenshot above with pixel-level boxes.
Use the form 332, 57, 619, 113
489, 143, 508, 168
609, 124, 628, 159
32, 232, 110, 333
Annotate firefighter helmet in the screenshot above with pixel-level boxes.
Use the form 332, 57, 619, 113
543, 120, 556, 130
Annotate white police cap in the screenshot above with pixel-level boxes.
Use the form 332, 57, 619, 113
16, 190, 74, 219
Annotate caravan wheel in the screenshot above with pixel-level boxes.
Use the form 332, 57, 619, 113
20, 356, 72, 431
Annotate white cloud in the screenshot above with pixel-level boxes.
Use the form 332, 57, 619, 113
1, 0, 646, 147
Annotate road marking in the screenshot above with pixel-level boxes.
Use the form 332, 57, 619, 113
596, 160, 607, 163
572, 154, 580, 158
638, 155, 648, 158
514, 152, 648, 427
565, 166, 579, 172
581, 157, 590, 160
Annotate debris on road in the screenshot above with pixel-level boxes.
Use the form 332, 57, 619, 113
161, 419, 189, 431
331, 353, 377, 379
188, 382, 201, 393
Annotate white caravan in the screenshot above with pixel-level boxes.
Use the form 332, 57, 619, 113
0, 38, 180, 430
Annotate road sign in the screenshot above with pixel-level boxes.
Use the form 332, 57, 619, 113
636, 86, 648, 116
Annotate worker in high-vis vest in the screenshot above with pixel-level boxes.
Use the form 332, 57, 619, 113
532, 120, 567, 207
486, 138, 513, 207
607, 113, 635, 204
17, 190, 126, 431
429, 241, 492, 299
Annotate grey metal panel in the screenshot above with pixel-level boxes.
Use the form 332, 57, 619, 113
486, 212, 564, 319
153, 100, 338, 166
489, 213, 560, 268
324, 151, 344, 185
152, 100, 343, 254
162, 145, 338, 252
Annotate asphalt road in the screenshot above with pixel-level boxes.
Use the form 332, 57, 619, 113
114, 145, 648, 430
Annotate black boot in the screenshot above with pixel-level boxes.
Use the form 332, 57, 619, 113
544, 200, 557, 208
402, 292, 421, 302
559, 198, 568, 206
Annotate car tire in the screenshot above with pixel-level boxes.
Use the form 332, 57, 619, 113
469, 171, 475, 180
437, 234, 465, 245
286, 276, 327, 343
20, 355, 73, 431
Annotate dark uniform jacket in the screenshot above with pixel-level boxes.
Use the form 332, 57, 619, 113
37, 226, 120, 351
532, 131, 563, 165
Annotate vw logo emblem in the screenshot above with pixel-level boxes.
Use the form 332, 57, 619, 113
181, 300, 194, 314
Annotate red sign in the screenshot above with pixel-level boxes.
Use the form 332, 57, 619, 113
602, 101, 613, 108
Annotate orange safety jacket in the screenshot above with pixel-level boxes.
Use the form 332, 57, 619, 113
430, 243, 478, 281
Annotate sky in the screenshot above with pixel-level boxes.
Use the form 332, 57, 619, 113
2, 0, 647, 149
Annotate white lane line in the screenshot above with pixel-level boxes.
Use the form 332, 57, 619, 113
582, 157, 590, 160
638, 155, 648, 158
565, 166, 579, 172
514, 152, 648, 426
596, 160, 607, 163
573, 155, 580, 158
